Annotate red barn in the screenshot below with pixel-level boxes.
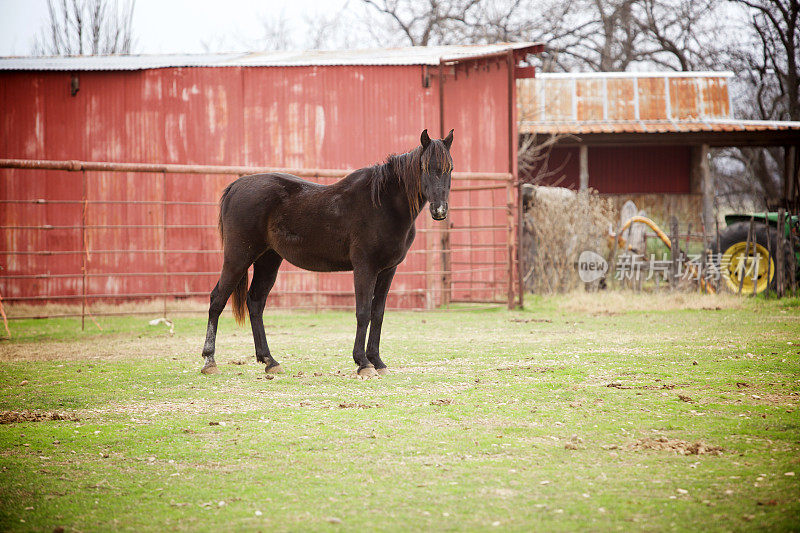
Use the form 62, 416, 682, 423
0, 44, 543, 316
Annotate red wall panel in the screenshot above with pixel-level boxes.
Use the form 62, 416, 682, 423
589, 145, 690, 194
530, 145, 690, 194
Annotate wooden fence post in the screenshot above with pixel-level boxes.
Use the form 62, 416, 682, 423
765, 211, 771, 299
670, 216, 679, 291
777, 209, 786, 298
700, 222, 707, 294
516, 180, 525, 308
609, 225, 620, 290
738, 216, 754, 296
788, 208, 798, 297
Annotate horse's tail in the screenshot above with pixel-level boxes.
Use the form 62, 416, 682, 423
218, 181, 248, 326
231, 275, 248, 326
218, 181, 235, 242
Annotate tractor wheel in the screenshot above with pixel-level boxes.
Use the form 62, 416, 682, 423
713, 221, 791, 294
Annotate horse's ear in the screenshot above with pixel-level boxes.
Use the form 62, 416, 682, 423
420, 129, 431, 151
443, 129, 454, 150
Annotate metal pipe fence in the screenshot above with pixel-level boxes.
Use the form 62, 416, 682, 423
0, 158, 518, 325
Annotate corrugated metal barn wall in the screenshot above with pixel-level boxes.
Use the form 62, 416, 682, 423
1, 61, 515, 309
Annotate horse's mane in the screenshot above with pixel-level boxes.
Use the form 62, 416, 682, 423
370, 142, 450, 216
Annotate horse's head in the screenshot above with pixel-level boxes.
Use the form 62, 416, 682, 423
419, 129, 454, 220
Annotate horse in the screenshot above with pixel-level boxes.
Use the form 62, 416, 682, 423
200, 129, 454, 377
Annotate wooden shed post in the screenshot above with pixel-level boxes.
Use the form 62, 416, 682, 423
579, 145, 589, 191
784, 145, 796, 201
695, 143, 715, 235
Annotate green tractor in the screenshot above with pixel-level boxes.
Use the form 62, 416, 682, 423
713, 212, 799, 294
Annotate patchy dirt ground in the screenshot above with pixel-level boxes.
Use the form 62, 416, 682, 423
1, 295, 798, 531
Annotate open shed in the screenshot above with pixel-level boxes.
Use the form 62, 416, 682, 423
518, 71, 800, 230
0, 43, 543, 315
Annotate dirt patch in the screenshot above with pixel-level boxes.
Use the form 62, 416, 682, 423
338, 403, 383, 409
497, 365, 560, 372
629, 436, 723, 455
558, 291, 742, 314
0, 410, 80, 424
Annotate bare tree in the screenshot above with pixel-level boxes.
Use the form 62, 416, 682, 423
361, 0, 486, 46
201, 6, 369, 53
33, 0, 136, 56
518, 133, 577, 187
256, 11, 295, 51
712, 0, 800, 205
357, 0, 725, 72
731, 0, 800, 122
636, 0, 726, 71
302, 10, 368, 50
553, 0, 644, 71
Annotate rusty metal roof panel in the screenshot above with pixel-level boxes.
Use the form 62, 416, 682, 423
0, 43, 544, 71
518, 119, 800, 135
518, 71, 740, 132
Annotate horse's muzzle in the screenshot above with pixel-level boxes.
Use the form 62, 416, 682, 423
430, 203, 448, 220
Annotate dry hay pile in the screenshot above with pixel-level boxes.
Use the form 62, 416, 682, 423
522, 186, 616, 293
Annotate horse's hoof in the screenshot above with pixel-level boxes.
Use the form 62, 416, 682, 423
265, 364, 284, 374
376, 367, 390, 376
358, 365, 379, 378
201, 364, 219, 375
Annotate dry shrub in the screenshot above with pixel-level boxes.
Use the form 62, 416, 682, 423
523, 186, 616, 293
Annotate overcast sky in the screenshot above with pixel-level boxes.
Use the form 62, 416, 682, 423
0, 0, 355, 56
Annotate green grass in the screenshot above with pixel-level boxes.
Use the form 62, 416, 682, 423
1, 294, 798, 531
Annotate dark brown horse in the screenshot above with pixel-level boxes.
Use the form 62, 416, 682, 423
200, 129, 454, 377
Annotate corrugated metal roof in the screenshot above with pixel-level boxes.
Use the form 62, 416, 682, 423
519, 72, 800, 135
518, 118, 800, 135
0, 43, 542, 71
518, 72, 738, 131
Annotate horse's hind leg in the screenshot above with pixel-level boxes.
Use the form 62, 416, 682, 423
200, 260, 249, 374
247, 251, 283, 373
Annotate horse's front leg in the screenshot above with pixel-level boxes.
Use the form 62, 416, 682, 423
366, 266, 396, 375
352, 265, 379, 377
